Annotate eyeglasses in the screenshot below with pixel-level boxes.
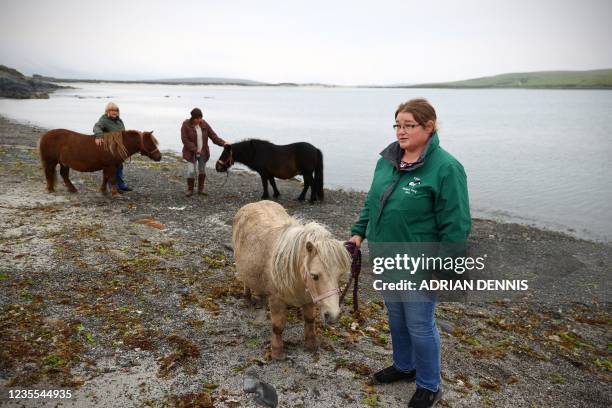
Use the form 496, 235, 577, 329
393, 123, 421, 131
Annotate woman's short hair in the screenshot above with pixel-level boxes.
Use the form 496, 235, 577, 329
395, 98, 437, 132
190, 108, 203, 119
105, 102, 119, 113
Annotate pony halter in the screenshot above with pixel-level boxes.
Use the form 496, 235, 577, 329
303, 265, 340, 304
216, 151, 234, 169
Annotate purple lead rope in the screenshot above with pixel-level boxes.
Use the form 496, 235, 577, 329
340, 241, 362, 312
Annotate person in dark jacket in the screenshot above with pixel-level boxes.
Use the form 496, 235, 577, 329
350, 98, 471, 408
93, 102, 131, 192
181, 107, 227, 196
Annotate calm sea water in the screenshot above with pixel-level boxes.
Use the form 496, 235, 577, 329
1, 83, 611, 242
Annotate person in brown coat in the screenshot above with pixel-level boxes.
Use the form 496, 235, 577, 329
181, 108, 227, 196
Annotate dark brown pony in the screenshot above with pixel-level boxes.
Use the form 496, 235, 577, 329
215, 139, 324, 202
39, 129, 161, 196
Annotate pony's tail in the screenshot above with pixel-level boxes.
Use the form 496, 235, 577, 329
314, 149, 324, 201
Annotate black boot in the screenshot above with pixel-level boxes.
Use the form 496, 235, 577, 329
408, 387, 443, 408
372, 365, 416, 384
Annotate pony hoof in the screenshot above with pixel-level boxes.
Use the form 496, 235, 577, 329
68, 189, 78, 193
305, 339, 319, 351
243, 297, 257, 307
296, 197, 305, 202
271, 350, 287, 361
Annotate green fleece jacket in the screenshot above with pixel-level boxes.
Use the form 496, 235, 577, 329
351, 132, 471, 244
93, 115, 125, 138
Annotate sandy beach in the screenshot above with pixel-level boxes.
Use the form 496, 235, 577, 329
0, 115, 610, 407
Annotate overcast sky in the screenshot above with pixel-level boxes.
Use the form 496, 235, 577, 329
1, 0, 611, 85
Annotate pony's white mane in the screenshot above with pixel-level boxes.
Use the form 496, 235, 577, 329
270, 221, 351, 297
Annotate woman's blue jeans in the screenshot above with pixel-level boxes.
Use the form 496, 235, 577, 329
385, 300, 441, 392
115, 164, 127, 189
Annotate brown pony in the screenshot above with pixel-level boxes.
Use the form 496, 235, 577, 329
39, 129, 161, 195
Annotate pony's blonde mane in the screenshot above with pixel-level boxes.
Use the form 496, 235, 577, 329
102, 131, 128, 160
102, 130, 157, 159
149, 133, 159, 146
270, 221, 351, 297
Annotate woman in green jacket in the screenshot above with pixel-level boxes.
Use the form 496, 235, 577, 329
93, 102, 130, 192
350, 98, 471, 408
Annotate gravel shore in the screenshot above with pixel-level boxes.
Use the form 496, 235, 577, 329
0, 115, 610, 407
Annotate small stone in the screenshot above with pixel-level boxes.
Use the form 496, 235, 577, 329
437, 319, 455, 334
337, 391, 351, 399
244, 369, 278, 408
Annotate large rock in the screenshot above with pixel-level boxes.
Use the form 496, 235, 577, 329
0, 64, 62, 99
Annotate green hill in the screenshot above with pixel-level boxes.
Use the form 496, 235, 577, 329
408, 69, 612, 89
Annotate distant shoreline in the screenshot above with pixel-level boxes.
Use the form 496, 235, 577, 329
38, 77, 338, 88
37, 67, 612, 90
45, 79, 612, 91
1, 64, 609, 92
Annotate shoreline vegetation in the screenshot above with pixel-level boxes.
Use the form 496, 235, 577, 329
3, 64, 612, 97
0, 115, 610, 407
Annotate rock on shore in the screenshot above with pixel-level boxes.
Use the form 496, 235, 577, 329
0, 65, 63, 99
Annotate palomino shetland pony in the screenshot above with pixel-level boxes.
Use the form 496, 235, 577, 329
232, 200, 351, 359
39, 129, 161, 195
216, 139, 324, 202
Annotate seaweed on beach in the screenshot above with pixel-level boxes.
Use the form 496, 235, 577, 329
157, 334, 201, 378
0, 299, 84, 387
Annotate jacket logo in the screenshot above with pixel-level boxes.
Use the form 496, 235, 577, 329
402, 177, 421, 195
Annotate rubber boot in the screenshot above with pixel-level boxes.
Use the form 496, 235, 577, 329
185, 178, 195, 197
197, 174, 207, 195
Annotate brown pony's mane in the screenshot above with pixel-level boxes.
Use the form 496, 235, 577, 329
101, 130, 158, 159
149, 133, 159, 146
102, 131, 129, 160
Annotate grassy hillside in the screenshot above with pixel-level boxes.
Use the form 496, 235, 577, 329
408, 69, 612, 89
